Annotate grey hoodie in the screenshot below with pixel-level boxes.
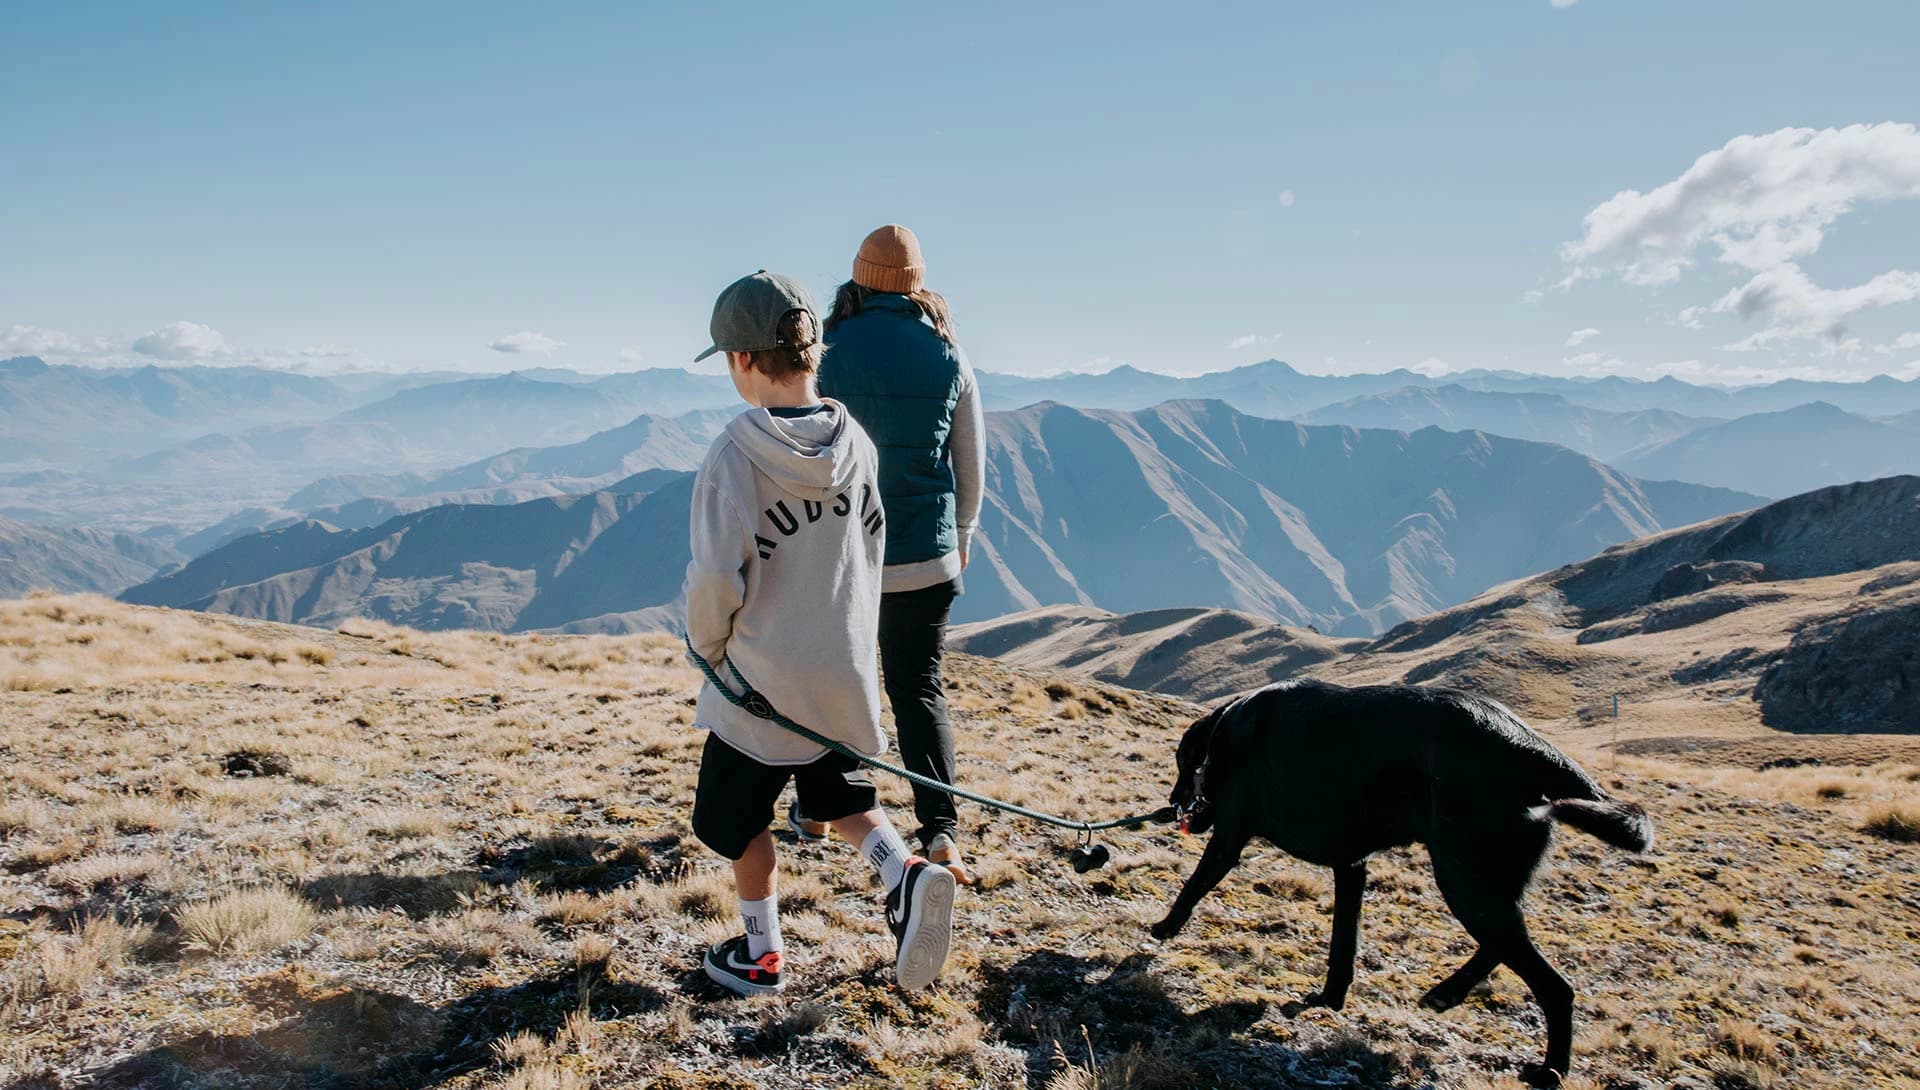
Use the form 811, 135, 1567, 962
684, 400, 886, 765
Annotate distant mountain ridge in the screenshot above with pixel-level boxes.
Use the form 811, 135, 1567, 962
1299, 384, 1712, 460
122, 476, 693, 633
1616, 401, 1920, 498
122, 400, 1763, 637
962, 399, 1761, 633
975, 358, 1920, 419
0, 516, 183, 596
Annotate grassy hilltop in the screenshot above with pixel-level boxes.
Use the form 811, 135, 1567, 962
2, 595, 1918, 1089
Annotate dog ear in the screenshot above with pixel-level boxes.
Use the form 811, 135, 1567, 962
1178, 706, 1224, 772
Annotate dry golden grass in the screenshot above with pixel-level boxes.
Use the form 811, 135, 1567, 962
0, 594, 1915, 1089
1862, 805, 1920, 842
175, 887, 320, 955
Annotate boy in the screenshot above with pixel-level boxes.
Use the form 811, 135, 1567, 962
683, 270, 956, 996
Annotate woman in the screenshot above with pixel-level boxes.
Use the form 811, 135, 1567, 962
803, 224, 985, 884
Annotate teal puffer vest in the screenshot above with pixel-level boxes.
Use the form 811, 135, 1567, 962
819, 294, 964, 567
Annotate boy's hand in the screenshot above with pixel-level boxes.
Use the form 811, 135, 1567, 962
958, 538, 970, 571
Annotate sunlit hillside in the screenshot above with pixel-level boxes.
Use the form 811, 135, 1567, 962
2, 596, 1917, 1088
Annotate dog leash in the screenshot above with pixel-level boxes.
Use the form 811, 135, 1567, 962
682, 635, 1178, 865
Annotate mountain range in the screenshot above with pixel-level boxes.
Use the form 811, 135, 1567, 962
976, 358, 1920, 418
1615, 401, 1920, 498
0, 516, 183, 598
954, 475, 1920, 736
960, 399, 1758, 632
122, 473, 692, 633
8, 354, 1920, 604
119, 401, 1762, 636
1296, 384, 1712, 460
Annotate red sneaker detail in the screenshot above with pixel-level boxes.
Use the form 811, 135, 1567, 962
758, 950, 784, 974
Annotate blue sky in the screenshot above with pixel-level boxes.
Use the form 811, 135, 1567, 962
4, 1, 1917, 380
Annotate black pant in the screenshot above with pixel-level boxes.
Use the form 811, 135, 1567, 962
879, 578, 959, 847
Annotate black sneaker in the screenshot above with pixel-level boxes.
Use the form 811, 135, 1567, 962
703, 934, 784, 997
885, 857, 955, 991
787, 799, 827, 842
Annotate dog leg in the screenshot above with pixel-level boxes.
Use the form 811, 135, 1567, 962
1436, 869, 1573, 1088
1499, 931, 1574, 1087
1419, 947, 1498, 1012
1304, 860, 1367, 1010
1150, 831, 1247, 940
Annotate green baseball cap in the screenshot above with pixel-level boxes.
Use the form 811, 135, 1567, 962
693, 270, 819, 362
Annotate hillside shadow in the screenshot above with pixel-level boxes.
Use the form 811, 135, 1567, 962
976, 950, 1421, 1090
297, 833, 689, 919
18, 957, 665, 1090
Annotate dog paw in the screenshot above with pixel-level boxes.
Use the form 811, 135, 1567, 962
1301, 990, 1346, 1012
1147, 918, 1181, 941
1419, 987, 1465, 1012
1518, 1062, 1564, 1088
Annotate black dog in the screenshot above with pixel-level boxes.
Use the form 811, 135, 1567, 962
1149, 680, 1653, 1088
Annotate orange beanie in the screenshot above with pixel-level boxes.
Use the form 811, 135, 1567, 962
852, 224, 926, 294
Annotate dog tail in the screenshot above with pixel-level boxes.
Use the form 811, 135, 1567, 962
1536, 798, 1654, 853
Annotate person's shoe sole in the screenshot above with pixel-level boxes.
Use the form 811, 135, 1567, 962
787, 801, 827, 842
894, 864, 956, 992
704, 954, 784, 997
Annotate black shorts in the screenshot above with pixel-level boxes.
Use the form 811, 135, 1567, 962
691, 733, 878, 860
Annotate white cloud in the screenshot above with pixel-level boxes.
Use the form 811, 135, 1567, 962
1410, 357, 1453, 376
1564, 327, 1600, 347
1892, 331, 1920, 351
1550, 0, 1578, 7
300, 344, 352, 359
489, 331, 564, 355
1561, 123, 1920, 286
1700, 263, 1920, 350
1277, 190, 1296, 208
132, 321, 226, 360
1227, 332, 1284, 349
618, 347, 645, 364
0, 324, 113, 359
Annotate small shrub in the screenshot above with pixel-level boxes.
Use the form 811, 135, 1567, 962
176, 887, 319, 955
96, 795, 179, 834
542, 891, 612, 928
1814, 782, 1849, 800
1714, 1018, 1780, 1065
1862, 806, 1920, 843
0, 798, 50, 839
37, 916, 154, 996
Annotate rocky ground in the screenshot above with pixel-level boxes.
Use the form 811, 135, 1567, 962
2, 595, 1918, 1089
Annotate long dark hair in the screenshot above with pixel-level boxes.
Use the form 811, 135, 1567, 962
825, 281, 958, 344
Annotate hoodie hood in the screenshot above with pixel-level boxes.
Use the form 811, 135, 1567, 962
723, 400, 863, 500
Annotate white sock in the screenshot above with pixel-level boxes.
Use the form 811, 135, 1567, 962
860, 824, 911, 892
740, 894, 782, 959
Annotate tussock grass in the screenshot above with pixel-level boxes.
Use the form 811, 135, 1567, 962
175, 887, 318, 955
34, 916, 154, 998
1861, 805, 1920, 842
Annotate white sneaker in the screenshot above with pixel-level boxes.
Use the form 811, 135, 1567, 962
885, 857, 955, 991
